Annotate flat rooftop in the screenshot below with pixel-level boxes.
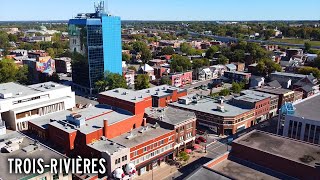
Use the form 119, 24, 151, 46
254, 87, 293, 95
0, 82, 69, 101
145, 107, 196, 125
137, 85, 186, 98
30, 105, 133, 135
224, 71, 251, 75
0, 131, 66, 180
99, 88, 150, 103
186, 167, 231, 180
234, 93, 269, 103
87, 138, 127, 155
292, 94, 320, 121
234, 131, 320, 168
211, 159, 279, 180
111, 123, 172, 148
170, 95, 252, 117
241, 90, 277, 99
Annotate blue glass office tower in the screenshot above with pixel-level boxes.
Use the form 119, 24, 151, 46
68, 2, 122, 94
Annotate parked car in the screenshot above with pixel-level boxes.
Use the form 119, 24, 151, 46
195, 138, 202, 144
196, 136, 207, 143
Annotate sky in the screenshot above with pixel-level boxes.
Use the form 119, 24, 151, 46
0, 0, 320, 21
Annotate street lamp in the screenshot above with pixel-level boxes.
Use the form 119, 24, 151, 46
276, 108, 282, 135
204, 130, 208, 153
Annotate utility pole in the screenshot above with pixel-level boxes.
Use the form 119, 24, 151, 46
204, 130, 208, 153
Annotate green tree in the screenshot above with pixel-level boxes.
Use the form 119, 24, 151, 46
122, 53, 131, 63
161, 46, 174, 55
192, 58, 210, 69
132, 41, 147, 52
141, 48, 152, 63
254, 58, 282, 76
231, 82, 243, 94
0, 59, 29, 84
170, 55, 192, 72
47, 48, 55, 58
217, 55, 229, 65
304, 42, 311, 53
298, 66, 320, 79
95, 71, 128, 92
122, 43, 133, 51
219, 89, 230, 96
0, 31, 9, 49
205, 46, 219, 59
127, 66, 137, 72
160, 76, 171, 85
180, 42, 193, 54
135, 74, 150, 90
8, 34, 18, 42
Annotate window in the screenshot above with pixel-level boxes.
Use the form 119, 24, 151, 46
160, 140, 164, 145
40, 177, 47, 180
122, 155, 127, 161
115, 158, 120, 164
154, 143, 157, 148
144, 147, 147, 152
133, 151, 138, 156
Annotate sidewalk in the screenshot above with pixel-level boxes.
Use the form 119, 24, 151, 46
134, 164, 178, 180
134, 151, 207, 180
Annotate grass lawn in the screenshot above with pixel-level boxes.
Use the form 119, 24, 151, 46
272, 38, 320, 46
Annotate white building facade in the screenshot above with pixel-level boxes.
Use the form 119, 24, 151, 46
0, 82, 75, 131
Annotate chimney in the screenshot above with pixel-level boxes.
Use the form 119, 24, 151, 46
142, 118, 147, 127
104, 120, 108, 137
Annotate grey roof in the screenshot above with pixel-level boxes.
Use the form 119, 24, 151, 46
170, 95, 252, 117
267, 80, 282, 89
0, 82, 69, 101
111, 123, 172, 148
185, 167, 231, 180
137, 85, 186, 98
255, 87, 293, 95
234, 93, 269, 103
87, 139, 126, 155
0, 131, 66, 180
99, 88, 150, 103
224, 71, 250, 76
225, 64, 237, 70
234, 130, 320, 168
300, 84, 314, 93
31, 105, 133, 135
241, 90, 277, 99
145, 107, 196, 125
292, 94, 320, 121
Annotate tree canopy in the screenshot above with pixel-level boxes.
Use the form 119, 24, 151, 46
135, 74, 150, 90
95, 71, 128, 92
161, 46, 175, 55
298, 66, 320, 79
0, 59, 29, 84
254, 58, 282, 76
205, 46, 219, 59
170, 55, 192, 72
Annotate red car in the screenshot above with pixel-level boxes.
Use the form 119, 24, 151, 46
196, 136, 207, 143
195, 138, 201, 144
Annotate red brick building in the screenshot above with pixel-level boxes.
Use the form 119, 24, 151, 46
232, 130, 320, 180
137, 85, 187, 107
169, 71, 193, 87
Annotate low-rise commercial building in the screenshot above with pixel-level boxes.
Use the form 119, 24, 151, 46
145, 107, 196, 155
254, 87, 295, 109
54, 57, 72, 74
137, 85, 187, 107
283, 94, 320, 144
0, 82, 75, 131
170, 95, 255, 135
232, 130, 320, 180
241, 90, 279, 118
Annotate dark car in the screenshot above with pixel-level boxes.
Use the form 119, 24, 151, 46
195, 138, 202, 144
197, 136, 207, 143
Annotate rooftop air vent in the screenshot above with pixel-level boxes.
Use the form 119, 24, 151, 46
152, 123, 160, 129
126, 132, 135, 139
100, 136, 107, 141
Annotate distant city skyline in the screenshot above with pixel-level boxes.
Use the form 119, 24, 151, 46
0, 0, 320, 21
